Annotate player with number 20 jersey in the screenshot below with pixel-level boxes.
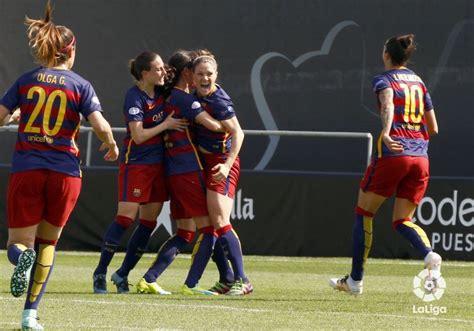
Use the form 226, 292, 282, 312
1, 66, 104, 228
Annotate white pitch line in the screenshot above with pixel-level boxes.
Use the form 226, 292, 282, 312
68, 298, 273, 312
1, 297, 472, 325
0, 321, 152, 330
0, 296, 272, 313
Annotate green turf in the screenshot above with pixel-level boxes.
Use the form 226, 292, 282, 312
1, 251, 473, 330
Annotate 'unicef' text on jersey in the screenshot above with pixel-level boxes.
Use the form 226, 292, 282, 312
0, 67, 102, 177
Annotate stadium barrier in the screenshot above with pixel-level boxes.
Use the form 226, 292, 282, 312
0, 126, 472, 261
0, 125, 374, 168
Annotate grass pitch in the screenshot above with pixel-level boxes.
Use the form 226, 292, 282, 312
0, 251, 473, 330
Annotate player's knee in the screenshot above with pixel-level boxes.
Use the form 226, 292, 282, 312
7, 234, 35, 249
216, 224, 233, 237
198, 226, 215, 235
211, 216, 230, 229
392, 217, 411, 230
116, 215, 134, 228
177, 228, 195, 243
193, 216, 212, 229
355, 206, 374, 218
35, 237, 58, 246
138, 218, 156, 229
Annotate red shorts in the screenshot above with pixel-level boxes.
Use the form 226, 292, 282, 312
118, 163, 168, 203
360, 156, 429, 204
7, 170, 81, 228
202, 153, 240, 198
167, 171, 208, 219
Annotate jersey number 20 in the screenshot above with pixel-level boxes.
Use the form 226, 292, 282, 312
24, 86, 67, 136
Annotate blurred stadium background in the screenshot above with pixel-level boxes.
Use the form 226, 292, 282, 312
0, 0, 473, 261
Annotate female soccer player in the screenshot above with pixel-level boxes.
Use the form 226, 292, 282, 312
92, 51, 187, 294
192, 51, 253, 295
137, 50, 224, 296
329, 34, 441, 295
0, 1, 119, 329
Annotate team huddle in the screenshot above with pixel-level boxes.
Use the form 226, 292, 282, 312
91, 49, 252, 298
0, 1, 444, 330
0, 1, 252, 330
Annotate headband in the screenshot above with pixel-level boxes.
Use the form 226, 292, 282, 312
193, 55, 217, 65
60, 35, 76, 54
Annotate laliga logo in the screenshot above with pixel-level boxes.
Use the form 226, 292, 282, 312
412, 270, 446, 302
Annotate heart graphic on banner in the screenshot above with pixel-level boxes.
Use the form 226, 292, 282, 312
250, 20, 366, 170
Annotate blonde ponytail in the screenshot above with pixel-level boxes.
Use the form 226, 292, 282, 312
25, 0, 75, 68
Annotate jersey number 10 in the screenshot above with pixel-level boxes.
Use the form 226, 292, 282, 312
399, 83, 424, 124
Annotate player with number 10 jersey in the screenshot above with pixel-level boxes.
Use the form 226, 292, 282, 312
330, 34, 440, 296
372, 68, 433, 159
361, 67, 435, 203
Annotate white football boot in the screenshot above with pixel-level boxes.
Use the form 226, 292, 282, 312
21, 309, 44, 330
424, 251, 442, 280
329, 275, 363, 295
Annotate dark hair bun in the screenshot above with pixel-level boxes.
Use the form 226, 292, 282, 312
399, 34, 414, 49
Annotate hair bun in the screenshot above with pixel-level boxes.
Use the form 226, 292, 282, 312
400, 38, 408, 49
399, 34, 414, 49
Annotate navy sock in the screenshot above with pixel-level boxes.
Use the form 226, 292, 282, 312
25, 239, 56, 310
94, 216, 132, 276
116, 220, 155, 278
143, 229, 194, 283
350, 207, 373, 281
216, 225, 247, 281
394, 218, 432, 257
7, 243, 27, 265
212, 239, 234, 283
185, 227, 216, 288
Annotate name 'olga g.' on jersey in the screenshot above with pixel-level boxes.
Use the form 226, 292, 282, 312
0, 67, 103, 177
372, 68, 434, 158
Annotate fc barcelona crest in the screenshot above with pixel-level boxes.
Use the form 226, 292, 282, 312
133, 188, 141, 197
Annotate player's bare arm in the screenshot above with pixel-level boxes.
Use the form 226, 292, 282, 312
211, 116, 244, 182
425, 109, 439, 136
379, 88, 403, 153
195, 111, 224, 132
88, 111, 119, 161
129, 111, 188, 145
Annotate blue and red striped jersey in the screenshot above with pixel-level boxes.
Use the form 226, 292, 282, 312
163, 88, 204, 176
372, 68, 434, 158
121, 85, 166, 165
0, 67, 102, 177
194, 85, 235, 155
